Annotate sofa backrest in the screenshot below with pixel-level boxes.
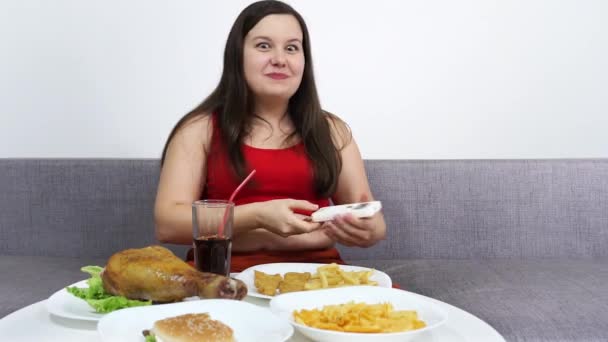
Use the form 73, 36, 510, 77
1, 159, 607, 259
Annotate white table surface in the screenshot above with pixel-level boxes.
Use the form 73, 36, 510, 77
0, 291, 504, 342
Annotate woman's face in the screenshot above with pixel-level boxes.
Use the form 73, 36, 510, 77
243, 14, 305, 102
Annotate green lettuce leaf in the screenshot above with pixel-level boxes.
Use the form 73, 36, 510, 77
66, 266, 107, 300
84, 296, 152, 313
66, 265, 151, 313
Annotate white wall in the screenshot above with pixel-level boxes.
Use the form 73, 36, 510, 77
1, 0, 607, 159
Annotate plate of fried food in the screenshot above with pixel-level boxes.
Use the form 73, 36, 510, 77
269, 286, 447, 342
234, 263, 392, 299
98, 299, 294, 342
47, 246, 247, 321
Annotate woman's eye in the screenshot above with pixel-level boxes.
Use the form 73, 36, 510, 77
256, 42, 271, 49
286, 45, 300, 52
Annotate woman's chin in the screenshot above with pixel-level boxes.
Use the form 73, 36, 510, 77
252, 83, 297, 99
255, 91, 295, 102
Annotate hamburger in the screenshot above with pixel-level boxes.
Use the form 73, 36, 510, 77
143, 313, 234, 342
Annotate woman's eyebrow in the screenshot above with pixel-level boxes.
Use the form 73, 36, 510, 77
252, 35, 272, 41
251, 36, 302, 44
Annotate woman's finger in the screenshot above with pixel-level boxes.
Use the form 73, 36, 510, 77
338, 213, 374, 231
333, 215, 373, 242
289, 216, 321, 234
288, 199, 319, 211
323, 226, 355, 247
325, 221, 360, 246
294, 213, 313, 222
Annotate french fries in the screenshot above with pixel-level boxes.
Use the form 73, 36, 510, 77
305, 263, 378, 290
293, 301, 426, 333
253, 263, 378, 296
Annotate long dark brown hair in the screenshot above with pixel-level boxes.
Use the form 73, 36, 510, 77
161, 0, 344, 197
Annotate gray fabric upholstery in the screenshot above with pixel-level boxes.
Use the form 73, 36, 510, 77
0, 255, 107, 320
341, 159, 608, 260
0, 159, 160, 258
0, 159, 187, 259
353, 258, 608, 342
1, 159, 607, 259
1, 158, 608, 341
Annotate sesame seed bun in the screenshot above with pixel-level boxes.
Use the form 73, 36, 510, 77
152, 313, 234, 342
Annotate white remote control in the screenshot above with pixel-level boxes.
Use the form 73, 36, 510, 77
311, 201, 382, 222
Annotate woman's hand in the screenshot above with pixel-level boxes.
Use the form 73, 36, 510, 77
255, 199, 322, 237
322, 213, 385, 247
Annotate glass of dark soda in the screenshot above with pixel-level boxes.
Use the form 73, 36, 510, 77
192, 200, 234, 276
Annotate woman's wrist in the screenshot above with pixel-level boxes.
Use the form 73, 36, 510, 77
233, 202, 264, 236
371, 214, 387, 243
250, 202, 264, 227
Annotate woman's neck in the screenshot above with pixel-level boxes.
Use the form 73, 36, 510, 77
248, 97, 296, 147
253, 97, 289, 124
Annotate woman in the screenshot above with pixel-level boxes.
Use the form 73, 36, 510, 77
154, 0, 386, 272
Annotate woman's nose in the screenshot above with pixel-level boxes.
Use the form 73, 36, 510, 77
270, 51, 287, 67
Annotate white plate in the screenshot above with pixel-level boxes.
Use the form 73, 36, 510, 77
269, 286, 448, 342
235, 262, 392, 299
98, 299, 294, 342
46, 273, 244, 322
46, 280, 107, 321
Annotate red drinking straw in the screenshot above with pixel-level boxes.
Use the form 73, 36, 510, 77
218, 169, 256, 237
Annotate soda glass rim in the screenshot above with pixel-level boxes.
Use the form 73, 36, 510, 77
192, 200, 234, 207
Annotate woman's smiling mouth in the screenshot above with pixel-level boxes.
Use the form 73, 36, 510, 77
266, 72, 289, 80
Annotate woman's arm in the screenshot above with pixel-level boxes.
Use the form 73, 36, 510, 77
154, 115, 212, 244
322, 118, 387, 247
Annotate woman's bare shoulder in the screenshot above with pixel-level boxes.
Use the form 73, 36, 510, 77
169, 112, 214, 154
323, 111, 353, 150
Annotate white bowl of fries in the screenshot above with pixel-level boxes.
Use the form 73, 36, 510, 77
269, 286, 447, 342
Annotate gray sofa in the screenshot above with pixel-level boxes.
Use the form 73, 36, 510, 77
1, 159, 607, 341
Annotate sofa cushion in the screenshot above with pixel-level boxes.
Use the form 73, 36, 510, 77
341, 159, 608, 260
2, 159, 607, 260
0, 255, 107, 319
0, 159, 160, 258
352, 258, 608, 342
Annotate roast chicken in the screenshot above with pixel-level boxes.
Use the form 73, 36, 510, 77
101, 246, 247, 302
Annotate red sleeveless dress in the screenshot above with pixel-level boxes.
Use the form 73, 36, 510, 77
187, 114, 345, 272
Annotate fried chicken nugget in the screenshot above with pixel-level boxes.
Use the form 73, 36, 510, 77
279, 272, 311, 294
254, 270, 282, 296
